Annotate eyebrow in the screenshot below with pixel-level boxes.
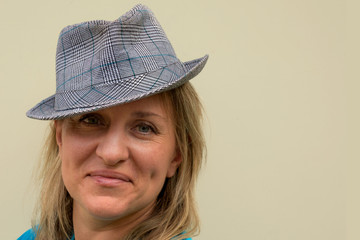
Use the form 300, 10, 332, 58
131, 111, 166, 120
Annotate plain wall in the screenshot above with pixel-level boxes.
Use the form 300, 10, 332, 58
0, 0, 358, 239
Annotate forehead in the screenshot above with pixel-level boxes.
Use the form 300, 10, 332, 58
71, 94, 174, 120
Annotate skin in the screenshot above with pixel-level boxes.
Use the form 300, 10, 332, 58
55, 95, 182, 240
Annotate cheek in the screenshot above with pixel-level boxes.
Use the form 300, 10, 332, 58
60, 143, 80, 190
60, 130, 97, 163
132, 142, 176, 180
59, 135, 97, 186
61, 141, 87, 169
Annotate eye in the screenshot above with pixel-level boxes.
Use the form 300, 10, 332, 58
134, 123, 157, 135
138, 124, 151, 133
78, 114, 104, 126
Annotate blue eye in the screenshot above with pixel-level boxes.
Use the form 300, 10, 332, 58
135, 123, 157, 135
137, 124, 152, 133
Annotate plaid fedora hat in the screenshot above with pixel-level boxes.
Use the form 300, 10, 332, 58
26, 4, 208, 120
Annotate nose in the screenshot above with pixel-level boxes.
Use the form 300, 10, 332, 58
96, 129, 130, 166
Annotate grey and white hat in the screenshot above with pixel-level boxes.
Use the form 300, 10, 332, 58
26, 4, 208, 120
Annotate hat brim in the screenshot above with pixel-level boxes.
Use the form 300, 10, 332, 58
26, 55, 208, 120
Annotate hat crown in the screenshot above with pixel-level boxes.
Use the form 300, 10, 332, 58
26, 4, 208, 120
55, 4, 178, 93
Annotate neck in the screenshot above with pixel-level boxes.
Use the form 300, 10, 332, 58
72, 202, 155, 240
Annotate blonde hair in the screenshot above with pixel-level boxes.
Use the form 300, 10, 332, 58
32, 82, 205, 240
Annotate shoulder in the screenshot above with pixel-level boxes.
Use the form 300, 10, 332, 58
17, 228, 190, 240
17, 228, 36, 240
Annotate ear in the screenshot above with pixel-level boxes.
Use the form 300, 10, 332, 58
166, 150, 183, 178
54, 120, 63, 149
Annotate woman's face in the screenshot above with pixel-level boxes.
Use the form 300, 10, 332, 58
55, 95, 181, 223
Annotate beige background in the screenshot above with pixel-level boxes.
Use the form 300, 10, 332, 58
0, 0, 358, 239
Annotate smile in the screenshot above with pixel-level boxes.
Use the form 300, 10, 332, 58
88, 170, 132, 187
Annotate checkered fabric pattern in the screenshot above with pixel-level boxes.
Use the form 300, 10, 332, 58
27, 4, 208, 120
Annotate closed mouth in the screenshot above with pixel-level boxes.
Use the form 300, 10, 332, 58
88, 170, 132, 183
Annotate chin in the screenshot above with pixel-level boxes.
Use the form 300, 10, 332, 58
83, 196, 132, 220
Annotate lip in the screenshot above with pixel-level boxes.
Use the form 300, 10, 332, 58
87, 170, 132, 187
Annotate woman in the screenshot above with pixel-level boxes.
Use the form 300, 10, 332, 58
18, 4, 208, 240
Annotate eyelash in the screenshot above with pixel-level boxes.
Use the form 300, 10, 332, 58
133, 123, 158, 135
78, 114, 104, 126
